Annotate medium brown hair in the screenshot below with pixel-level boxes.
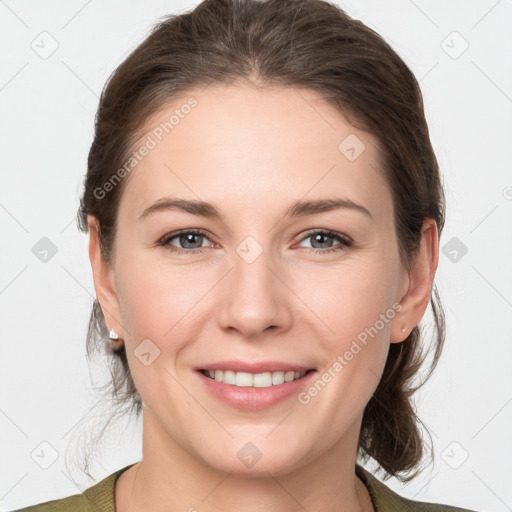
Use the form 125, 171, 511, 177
75, 0, 445, 483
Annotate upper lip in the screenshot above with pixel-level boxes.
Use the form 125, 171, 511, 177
195, 360, 316, 373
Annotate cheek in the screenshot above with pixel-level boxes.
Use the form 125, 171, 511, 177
292, 259, 396, 408
116, 252, 208, 336
296, 273, 392, 428
114, 260, 202, 405
295, 259, 397, 343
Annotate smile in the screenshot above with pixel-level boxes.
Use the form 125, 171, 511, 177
199, 369, 312, 388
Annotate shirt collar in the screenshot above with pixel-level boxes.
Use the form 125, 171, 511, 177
83, 462, 412, 512
356, 463, 412, 511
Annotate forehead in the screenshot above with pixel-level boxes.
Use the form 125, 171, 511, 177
118, 83, 392, 224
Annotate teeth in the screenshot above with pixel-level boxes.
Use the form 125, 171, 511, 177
272, 372, 285, 385
203, 369, 308, 387
284, 370, 295, 382
235, 371, 253, 387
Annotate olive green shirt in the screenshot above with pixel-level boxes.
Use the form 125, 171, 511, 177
9, 463, 479, 511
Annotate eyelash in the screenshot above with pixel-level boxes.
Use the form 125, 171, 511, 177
159, 229, 352, 255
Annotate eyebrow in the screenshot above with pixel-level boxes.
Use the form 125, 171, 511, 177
138, 197, 373, 221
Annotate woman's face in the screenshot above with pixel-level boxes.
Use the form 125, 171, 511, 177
93, 83, 415, 476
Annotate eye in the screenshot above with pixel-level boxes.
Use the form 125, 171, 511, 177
296, 229, 352, 254
159, 228, 352, 255
159, 229, 214, 254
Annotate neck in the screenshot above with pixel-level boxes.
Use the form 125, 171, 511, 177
115, 409, 373, 512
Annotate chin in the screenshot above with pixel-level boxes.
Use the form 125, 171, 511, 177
208, 455, 304, 478
196, 437, 310, 477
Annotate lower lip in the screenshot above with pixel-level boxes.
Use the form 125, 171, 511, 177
195, 370, 317, 410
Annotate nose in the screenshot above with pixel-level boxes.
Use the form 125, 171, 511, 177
216, 246, 292, 340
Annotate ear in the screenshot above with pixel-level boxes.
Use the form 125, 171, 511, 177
87, 215, 124, 341
390, 218, 439, 344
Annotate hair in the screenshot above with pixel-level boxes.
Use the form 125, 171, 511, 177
74, 0, 445, 483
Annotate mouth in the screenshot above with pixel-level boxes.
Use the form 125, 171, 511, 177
198, 368, 316, 388
195, 363, 318, 410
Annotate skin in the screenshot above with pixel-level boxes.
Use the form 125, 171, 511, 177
88, 81, 439, 512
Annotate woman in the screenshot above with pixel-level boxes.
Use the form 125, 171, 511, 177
12, 0, 480, 510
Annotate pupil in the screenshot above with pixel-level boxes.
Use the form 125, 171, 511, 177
183, 234, 200, 248
314, 234, 329, 248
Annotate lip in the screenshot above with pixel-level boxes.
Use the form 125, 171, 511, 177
194, 363, 317, 411
194, 360, 314, 373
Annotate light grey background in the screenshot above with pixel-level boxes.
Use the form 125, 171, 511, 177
0, 0, 511, 510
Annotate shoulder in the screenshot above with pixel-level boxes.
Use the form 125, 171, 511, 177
356, 464, 481, 512
7, 464, 136, 512
8, 493, 86, 512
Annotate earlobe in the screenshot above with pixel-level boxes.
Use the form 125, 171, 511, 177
390, 218, 439, 344
87, 215, 124, 339
389, 322, 415, 343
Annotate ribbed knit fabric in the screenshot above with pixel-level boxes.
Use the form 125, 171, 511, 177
8, 464, 133, 512
354, 465, 479, 511
10, 463, 479, 511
